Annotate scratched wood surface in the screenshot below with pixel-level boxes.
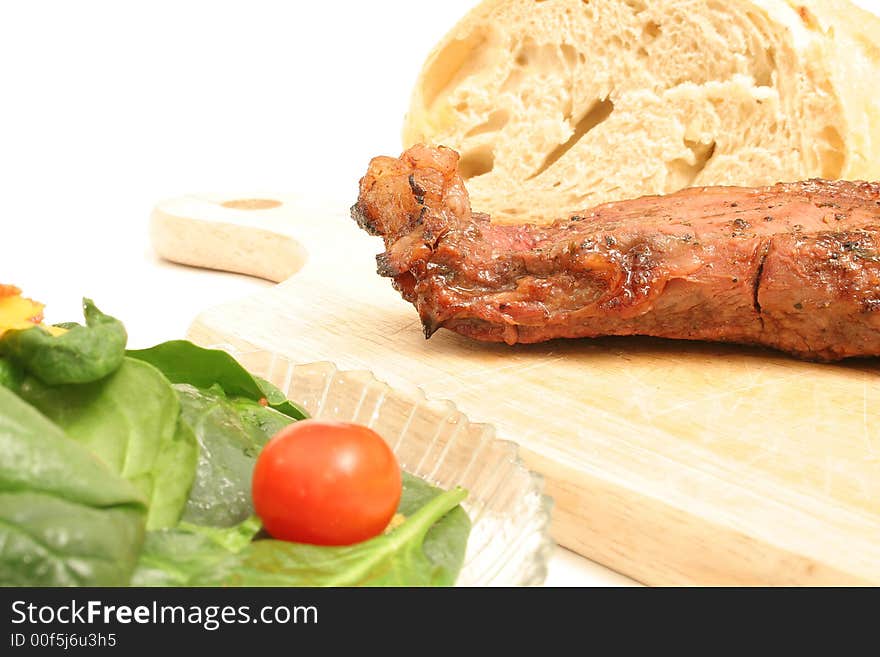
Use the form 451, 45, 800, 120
156, 193, 880, 585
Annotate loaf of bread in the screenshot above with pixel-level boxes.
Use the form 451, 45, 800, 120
403, 0, 880, 223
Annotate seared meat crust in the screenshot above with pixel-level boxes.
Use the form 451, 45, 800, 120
352, 145, 880, 361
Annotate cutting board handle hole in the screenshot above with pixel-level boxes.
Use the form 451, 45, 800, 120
221, 198, 282, 210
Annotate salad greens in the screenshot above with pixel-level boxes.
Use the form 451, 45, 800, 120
0, 299, 127, 385
132, 475, 469, 587
0, 386, 146, 585
127, 340, 308, 420
0, 298, 471, 587
17, 358, 195, 530
0, 359, 23, 392
174, 383, 293, 527
397, 473, 472, 585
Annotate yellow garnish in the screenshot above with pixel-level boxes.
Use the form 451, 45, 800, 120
0, 289, 45, 337
0, 284, 22, 298
384, 513, 406, 534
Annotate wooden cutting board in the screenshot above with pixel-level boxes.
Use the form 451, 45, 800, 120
155, 193, 880, 586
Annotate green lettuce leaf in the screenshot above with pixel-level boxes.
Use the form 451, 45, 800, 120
0, 299, 126, 385
175, 384, 294, 527
0, 358, 23, 392
0, 386, 146, 585
131, 474, 470, 587
130, 516, 262, 586
16, 358, 196, 530
127, 341, 308, 420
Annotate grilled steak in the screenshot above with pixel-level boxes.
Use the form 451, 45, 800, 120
351, 144, 880, 361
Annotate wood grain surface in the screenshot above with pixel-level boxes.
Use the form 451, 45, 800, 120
156, 193, 880, 585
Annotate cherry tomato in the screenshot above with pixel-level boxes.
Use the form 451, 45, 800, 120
252, 419, 402, 545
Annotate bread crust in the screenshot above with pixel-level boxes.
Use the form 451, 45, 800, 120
403, 0, 880, 223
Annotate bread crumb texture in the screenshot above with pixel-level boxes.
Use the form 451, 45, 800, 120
403, 0, 880, 223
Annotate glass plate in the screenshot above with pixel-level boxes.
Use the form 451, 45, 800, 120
218, 346, 554, 586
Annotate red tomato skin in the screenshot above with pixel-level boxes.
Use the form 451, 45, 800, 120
252, 419, 402, 546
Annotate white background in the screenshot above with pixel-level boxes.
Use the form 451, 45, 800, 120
1, 0, 878, 586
